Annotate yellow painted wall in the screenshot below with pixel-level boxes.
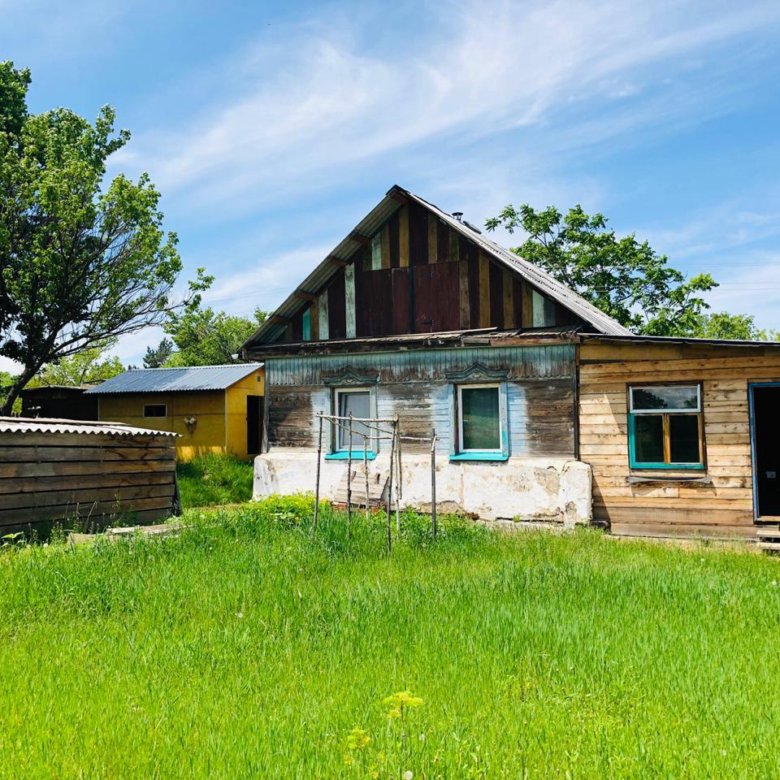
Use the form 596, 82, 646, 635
99, 391, 227, 461
97, 368, 265, 461
225, 370, 265, 459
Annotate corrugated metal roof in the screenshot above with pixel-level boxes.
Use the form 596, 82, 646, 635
0, 417, 178, 437
242, 185, 630, 350
86, 363, 263, 395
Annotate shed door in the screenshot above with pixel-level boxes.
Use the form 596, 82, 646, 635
751, 384, 780, 518
247, 396, 263, 456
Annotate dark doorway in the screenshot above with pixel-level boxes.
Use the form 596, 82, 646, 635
247, 396, 263, 456
751, 385, 780, 517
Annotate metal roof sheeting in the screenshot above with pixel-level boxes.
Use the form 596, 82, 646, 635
0, 417, 178, 437
85, 364, 263, 395
242, 185, 630, 349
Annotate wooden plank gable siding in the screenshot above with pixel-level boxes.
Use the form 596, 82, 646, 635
266, 344, 576, 457
281, 202, 585, 343
578, 340, 780, 540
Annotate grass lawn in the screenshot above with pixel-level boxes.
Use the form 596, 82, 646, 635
176, 453, 254, 508
2, 501, 780, 777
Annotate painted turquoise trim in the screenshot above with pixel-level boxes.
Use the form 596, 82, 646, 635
627, 413, 704, 470
325, 450, 377, 461
449, 452, 509, 462
302, 308, 311, 341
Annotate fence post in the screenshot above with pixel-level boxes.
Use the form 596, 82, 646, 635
431, 428, 437, 541
346, 414, 353, 536
363, 437, 370, 521
393, 418, 401, 533
386, 422, 395, 555
313, 413, 323, 531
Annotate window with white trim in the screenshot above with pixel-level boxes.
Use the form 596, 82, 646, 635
457, 384, 503, 453
628, 384, 703, 469
334, 388, 372, 452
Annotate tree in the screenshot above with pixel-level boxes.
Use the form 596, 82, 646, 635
0, 61, 198, 414
28, 340, 123, 387
162, 303, 266, 366
143, 337, 174, 368
486, 204, 717, 336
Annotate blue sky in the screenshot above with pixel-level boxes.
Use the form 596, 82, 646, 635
3, 0, 780, 368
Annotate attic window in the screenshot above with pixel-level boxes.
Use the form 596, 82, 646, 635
531, 290, 556, 327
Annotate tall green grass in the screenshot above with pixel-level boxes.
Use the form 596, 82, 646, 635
176, 452, 254, 508
2, 501, 780, 777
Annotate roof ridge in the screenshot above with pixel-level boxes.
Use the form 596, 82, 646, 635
128, 362, 262, 371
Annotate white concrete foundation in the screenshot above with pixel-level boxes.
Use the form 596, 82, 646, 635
254, 449, 592, 526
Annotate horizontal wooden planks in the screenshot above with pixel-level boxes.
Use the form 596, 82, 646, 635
0, 430, 177, 530
577, 346, 780, 536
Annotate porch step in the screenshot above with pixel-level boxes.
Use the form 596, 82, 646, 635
756, 525, 780, 552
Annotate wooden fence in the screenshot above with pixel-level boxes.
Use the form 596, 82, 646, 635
0, 418, 179, 534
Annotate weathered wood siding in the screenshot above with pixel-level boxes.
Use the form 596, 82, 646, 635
280, 202, 586, 342
579, 340, 780, 539
266, 344, 576, 456
0, 429, 177, 532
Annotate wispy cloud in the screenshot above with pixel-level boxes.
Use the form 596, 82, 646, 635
114, 0, 780, 219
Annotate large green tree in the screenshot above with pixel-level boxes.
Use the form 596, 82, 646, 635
28, 340, 124, 387
486, 204, 721, 336
0, 61, 190, 414
162, 301, 267, 366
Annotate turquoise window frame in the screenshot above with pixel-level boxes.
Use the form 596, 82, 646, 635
449, 382, 510, 463
627, 384, 705, 470
331, 386, 377, 456
325, 450, 377, 461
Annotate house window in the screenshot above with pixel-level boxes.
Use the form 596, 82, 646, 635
143, 404, 167, 418
455, 384, 506, 458
334, 388, 372, 452
628, 384, 703, 469
532, 290, 556, 327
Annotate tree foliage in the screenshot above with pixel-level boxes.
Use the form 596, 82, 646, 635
162, 301, 267, 367
28, 340, 123, 387
486, 204, 718, 336
143, 337, 174, 368
0, 61, 190, 413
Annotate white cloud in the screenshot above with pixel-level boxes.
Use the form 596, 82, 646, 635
114, 0, 780, 219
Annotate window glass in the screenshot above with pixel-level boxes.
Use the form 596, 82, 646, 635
461, 386, 500, 450
336, 390, 371, 450
144, 404, 166, 418
631, 385, 699, 412
633, 415, 664, 463
669, 415, 700, 463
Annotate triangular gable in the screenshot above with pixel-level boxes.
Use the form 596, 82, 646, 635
243, 186, 630, 350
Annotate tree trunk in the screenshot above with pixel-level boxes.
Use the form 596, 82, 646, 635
0, 364, 39, 416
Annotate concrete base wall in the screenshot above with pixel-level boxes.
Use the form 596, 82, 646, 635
253, 449, 592, 526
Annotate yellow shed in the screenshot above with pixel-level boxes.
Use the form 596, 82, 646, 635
87, 364, 264, 461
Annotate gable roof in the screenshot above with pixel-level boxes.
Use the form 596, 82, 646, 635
243, 185, 631, 350
85, 363, 263, 395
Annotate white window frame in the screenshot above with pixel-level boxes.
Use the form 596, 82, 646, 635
143, 403, 167, 418
333, 387, 375, 452
457, 383, 504, 454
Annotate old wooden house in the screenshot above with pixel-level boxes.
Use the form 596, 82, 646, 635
242, 185, 780, 542
241, 185, 629, 523
87, 364, 264, 461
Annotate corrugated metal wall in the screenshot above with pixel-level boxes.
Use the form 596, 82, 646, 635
266, 345, 574, 386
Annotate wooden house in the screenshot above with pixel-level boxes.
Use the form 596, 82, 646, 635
87, 364, 264, 461
242, 185, 780, 541
0, 417, 178, 534
578, 335, 780, 542
241, 185, 629, 523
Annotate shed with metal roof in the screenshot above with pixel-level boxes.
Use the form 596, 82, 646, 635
88, 364, 265, 461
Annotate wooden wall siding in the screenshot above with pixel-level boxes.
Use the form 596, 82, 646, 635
265, 344, 576, 457
277, 202, 587, 343
0, 431, 177, 531
578, 341, 780, 539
